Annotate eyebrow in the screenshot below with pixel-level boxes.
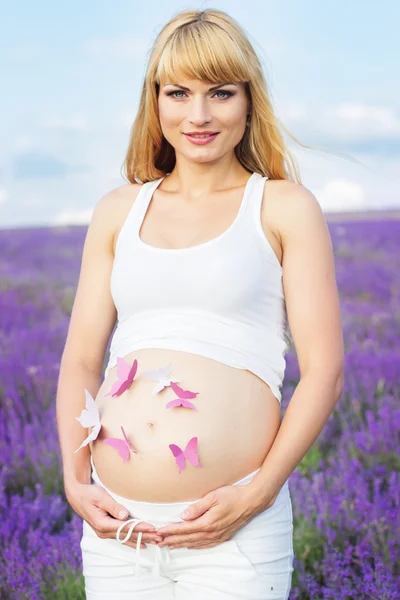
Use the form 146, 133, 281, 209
163, 82, 237, 91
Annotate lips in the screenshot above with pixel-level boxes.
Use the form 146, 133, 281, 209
183, 132, 220, 145
185, 133, 219, 137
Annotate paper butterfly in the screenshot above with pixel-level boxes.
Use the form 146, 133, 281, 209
103, 425, 138, 464
169, 436, 202, 474
165, 380, 199, 411
141, 361, 181, 395
105, 357, 138, 397
74, 389, 102, 453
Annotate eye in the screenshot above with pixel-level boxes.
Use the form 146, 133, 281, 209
214, 90, 233, 99
166, 90, 233, 100
167, 90, 186, 99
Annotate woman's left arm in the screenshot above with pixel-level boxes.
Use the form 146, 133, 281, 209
245, 182, 345, 515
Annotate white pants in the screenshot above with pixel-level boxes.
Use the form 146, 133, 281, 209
80, 456, 294, 599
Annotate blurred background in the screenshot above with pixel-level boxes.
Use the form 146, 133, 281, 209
0, 3, 399, 599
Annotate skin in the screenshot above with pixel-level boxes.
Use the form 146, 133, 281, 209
157, 77, 253, 199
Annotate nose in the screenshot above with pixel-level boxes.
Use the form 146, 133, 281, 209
188, 96, 212, 126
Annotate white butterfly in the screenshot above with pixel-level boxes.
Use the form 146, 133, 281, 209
74, 389, 102, 453
141, 362, 181, 395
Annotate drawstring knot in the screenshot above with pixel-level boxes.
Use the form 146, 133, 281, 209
115, 518, 171, 577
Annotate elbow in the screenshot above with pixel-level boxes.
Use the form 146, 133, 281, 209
329, 363, 345, 400
335, 370, 344, 398
301, 362, 344, 399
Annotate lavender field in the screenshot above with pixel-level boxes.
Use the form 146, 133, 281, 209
0, 217, 399, 599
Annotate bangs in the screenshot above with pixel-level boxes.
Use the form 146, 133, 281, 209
156, 22, 249, 87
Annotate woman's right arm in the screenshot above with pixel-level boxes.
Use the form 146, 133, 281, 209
56, 190, 118, 499
55, 186, 163, 548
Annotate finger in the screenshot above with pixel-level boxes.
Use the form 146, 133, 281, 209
93, 489, 134, 522
108, 521, 164, 548
92, 512, 162, 545
110, 519, 158, 535
159, 532, 211, 547
156, 517, 210, 536
178, 492, 217, 521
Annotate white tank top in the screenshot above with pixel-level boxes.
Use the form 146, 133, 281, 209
105, 172, 288, 403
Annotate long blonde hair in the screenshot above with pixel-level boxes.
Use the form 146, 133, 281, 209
122, 8, 360, 184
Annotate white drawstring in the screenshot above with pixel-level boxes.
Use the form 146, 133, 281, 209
115, 517, 171, 577
152, 543, 171, 577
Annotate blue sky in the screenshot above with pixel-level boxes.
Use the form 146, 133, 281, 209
1, 0, 399, 228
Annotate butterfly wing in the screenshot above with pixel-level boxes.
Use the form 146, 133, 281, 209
151, 381, 168, 395
165, 399, 182, 409
74, 420, 102, 453
75, 389, 100, 427
142, 362, 173, 381
105, 379, 125, 397
126, 358, 138, 386
116, 356, 131, 380
168, 443, 186, 474
104, 437, 131, 463
169, 381, 198, 400
165, 399, 198, 411
120, 425, 137, 453
106, 358, 138, 397
121, 425, 129, 444
183, 436, 202, 468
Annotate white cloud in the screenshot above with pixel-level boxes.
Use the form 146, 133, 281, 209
314, 179, 366, 212
13, 135, 35, 151
52, 208, 94, 226
280, 102, 308, 123
324, 103, 400, 139
282, 101, 400, 142
0, 189, 9, 205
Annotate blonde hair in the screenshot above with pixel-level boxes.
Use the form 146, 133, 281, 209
122, 8, 361, 184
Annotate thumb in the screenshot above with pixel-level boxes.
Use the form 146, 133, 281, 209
97, 492, 129, 521
181, 494, 214, 520
96, 492, 156, 531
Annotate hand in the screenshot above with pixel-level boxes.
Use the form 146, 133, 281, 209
155, 483, 261, 550
65, 481, 164, 549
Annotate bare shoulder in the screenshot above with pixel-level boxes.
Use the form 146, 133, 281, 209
96, 182, 143, 256
262, 179, 327, 250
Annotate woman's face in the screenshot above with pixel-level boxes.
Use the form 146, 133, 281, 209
158, 77, 250, 163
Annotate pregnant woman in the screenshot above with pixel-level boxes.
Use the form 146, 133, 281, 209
57, 8, 344, 600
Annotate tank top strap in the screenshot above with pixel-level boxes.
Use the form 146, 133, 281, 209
113, 177, 166, 256
240, 172, 269, 227
128, 177, 167, 238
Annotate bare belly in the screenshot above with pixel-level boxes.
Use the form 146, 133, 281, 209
90, 348, 281, 502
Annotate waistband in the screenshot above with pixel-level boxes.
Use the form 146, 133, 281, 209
90, 454, 264, 578
89, 455, 289, 579
90, 454, 261, 517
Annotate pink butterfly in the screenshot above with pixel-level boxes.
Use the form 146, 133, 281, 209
169, 436, 202, 474
165, 381, 199, 410
104, 425, 138, 464
105, 357, 138, 397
